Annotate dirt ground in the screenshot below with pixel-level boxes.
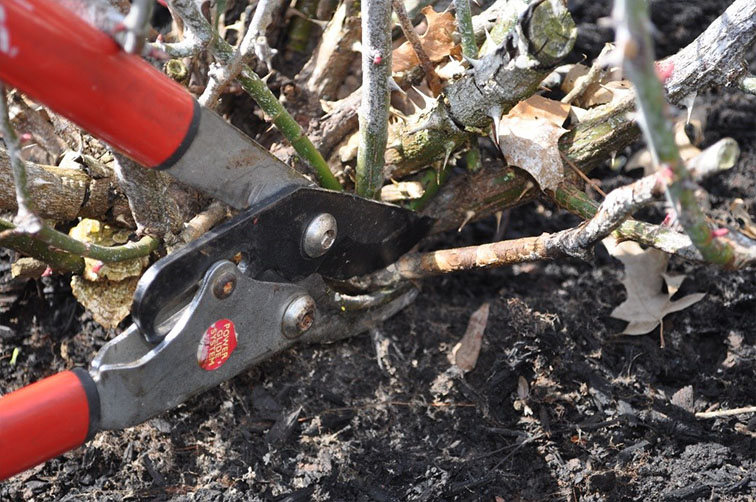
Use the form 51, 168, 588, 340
2, 0, 756, 500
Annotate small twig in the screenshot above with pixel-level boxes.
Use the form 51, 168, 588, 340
199, 0, 281, 107
453, 0, 477, 60
0, 84, 42, 233
356, 0, 392, 198
179, 201, 228, 243
391, 0, 442, 95
738, 74, 756, 95
0, 218, 84, 273
615, 0, 734, 266
560, 150, 607, 198
695, 406, 756, 419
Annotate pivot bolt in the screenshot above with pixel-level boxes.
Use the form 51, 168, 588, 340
282, 294, 316, 338
302, 213, 337, 258
212, 272, 237, 299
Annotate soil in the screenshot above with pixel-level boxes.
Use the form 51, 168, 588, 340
2, 0, 756, 501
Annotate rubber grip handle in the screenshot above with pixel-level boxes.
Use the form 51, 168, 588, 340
0, 369, 98, 480
0, 0, 197, 168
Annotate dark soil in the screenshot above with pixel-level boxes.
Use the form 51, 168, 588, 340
2, 1, 756, 501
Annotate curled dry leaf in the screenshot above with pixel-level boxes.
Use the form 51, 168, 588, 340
498, 95, 570, 192
69, 218, 150, 329
605, 239, 705, 335
392, 6, 460, 73
452, 301, 490, 373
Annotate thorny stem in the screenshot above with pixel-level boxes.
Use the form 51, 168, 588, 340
200, 0, 281, 106
615, 0, 735, 266
453, 0, 477, 59
0, 84, 41, 233
356, 0, 392, 198
166, 0, 342, 191
391, 0, 442, 95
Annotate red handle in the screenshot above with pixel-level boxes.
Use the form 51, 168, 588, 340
0, 369, 99, 480
0, 0, 198, 168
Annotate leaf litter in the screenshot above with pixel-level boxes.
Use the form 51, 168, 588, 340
497, 95, 571, 192
605, 238, 705, 335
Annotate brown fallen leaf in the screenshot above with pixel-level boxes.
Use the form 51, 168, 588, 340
605, 239, 705, 335
452, 302, 490, 373
392, 6, 459, 73
498, 95, 570, 192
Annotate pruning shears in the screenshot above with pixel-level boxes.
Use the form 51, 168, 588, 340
0, 0, 431, 479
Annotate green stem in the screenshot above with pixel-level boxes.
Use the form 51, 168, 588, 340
0, 218, 84, 273
617, 0, 733, 266
453, 0, 477, 59
408, 163, 451, 211
356, 0, 392, 198
287, 0, 319, 52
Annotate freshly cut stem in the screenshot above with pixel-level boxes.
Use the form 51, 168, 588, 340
356, 0, 392, 198
453, 0, 476, 59
615, 0, 733, 266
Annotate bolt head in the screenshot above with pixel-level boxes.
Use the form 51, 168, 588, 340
212, 272, 237, 299
302, 213, 338, 258
282, 295, 316, 339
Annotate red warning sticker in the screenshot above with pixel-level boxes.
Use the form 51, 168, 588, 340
197, 319, 237, 371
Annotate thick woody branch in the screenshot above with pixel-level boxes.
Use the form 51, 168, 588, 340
349, 174, 668, 290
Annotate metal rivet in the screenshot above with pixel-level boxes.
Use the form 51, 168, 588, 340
302, 213, 337, 258
281, 294, 316, 339
212, 272, 237, 299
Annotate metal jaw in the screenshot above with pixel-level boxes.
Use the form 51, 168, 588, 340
90, 261, 316, 430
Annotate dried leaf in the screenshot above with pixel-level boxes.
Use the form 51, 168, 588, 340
582, 80, 632, 108
498, 96, 570, 192
508, 95, 570, 126
71, 275, 139, 329
452, 302, 490, 373
605, 239, 705, 335
69, 219, 149, 281
392, 6, 458, 73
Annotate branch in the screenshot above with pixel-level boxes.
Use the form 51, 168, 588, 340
0, 84, 42, 233
453, 0, 477, 59
0, 148, 131, 224
386, 0, 576, 177
349, 173, 668, 290
199, 0, 282, 107
616, 0, 733, 266
356, 0, 392, 198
